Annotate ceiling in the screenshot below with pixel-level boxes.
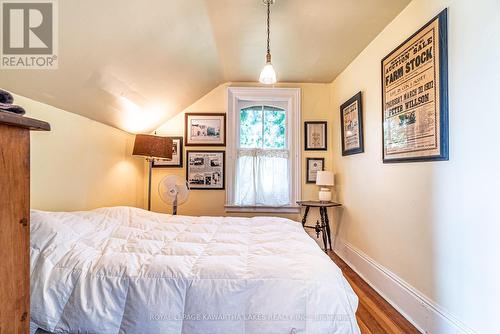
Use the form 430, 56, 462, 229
0, 0, 410, 133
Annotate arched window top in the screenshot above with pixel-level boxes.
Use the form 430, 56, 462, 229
241, 105, 284, 112
240, 105, 286, 149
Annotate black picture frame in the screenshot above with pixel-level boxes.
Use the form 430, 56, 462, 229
306, 158, 325, 183
186, 150, 225, 190
304, 121, 327, 151
185, 113, 226, 147
340, 92, 364, 156
381, 9, 449, 163
152, 136, 183, 168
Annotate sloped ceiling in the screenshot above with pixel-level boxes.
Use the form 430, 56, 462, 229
0, 0, 410, 133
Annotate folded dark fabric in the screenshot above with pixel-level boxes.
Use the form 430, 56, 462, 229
0, 89, 14, 104
0, 103, 25, 115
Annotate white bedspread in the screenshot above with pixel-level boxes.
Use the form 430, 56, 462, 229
30, 206, 359, 334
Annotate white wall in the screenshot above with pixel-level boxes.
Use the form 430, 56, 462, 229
330, 0, 500, 332
10, 93, 146, 211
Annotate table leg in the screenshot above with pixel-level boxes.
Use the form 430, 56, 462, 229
323, 207, 333, 250
301, 206, 310, 226
319, 207, 327, 252
321, 226, 328, 252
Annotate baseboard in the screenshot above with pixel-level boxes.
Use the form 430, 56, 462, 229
334, 239, 477, 334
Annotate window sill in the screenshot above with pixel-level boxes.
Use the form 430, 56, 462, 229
224, 205, 301, 214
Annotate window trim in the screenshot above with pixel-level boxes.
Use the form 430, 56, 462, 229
225, 87, 301, 213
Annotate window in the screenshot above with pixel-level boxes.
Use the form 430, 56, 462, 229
226, 87, 301, 213
236, 105, 288, 206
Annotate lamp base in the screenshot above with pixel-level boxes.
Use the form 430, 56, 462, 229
318, 188, 331, 202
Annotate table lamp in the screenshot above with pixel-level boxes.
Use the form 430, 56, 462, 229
133, 134, 172, 210
316, 171, 334, 202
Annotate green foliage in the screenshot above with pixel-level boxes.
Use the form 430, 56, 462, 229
240, 106, 286, 149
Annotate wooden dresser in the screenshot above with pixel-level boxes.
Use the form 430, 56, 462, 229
0, 112, 50, 334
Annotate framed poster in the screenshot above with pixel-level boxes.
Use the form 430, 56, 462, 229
382, 9, 448, 163
185, 113, 226, 146
304, 121, 327, 151
306, 158, 325, 183
186, 150, 225, 190
340, 92, 364, 156
153, 137, 183, 168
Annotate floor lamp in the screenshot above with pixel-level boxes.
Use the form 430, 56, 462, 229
133, 134, 173, 210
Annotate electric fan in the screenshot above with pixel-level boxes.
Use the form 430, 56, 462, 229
158, 175, 190, 215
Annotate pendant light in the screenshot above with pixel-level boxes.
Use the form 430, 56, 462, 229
259, 0, 277, 84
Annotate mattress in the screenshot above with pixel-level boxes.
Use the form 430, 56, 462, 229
30, 206, 360, 334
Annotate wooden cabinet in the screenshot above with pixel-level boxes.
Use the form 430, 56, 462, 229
0, 112, 49, 334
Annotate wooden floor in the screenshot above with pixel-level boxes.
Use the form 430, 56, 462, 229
327, 251, 421, 334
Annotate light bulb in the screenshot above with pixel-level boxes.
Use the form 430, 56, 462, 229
259, 62, 277, 84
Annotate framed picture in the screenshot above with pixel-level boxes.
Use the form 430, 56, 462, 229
381, 9, 448, 163
186, 150, 225, 190
304, 121, 327, 150
185, 113, 226, 146
340, 92, 364, 156
306, 158, 325, 183
153, 137, 183, 168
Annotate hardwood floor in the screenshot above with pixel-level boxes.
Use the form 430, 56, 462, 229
327, 251, 421, 334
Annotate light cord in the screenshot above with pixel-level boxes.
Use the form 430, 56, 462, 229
266, 0, 271, 62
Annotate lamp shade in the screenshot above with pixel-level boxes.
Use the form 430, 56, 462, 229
133, 134, 173, 159
316, 171, 334, 186
259, 62, 277, 84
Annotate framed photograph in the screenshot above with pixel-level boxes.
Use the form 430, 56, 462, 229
306, 158, 325, 183
382, 9, 448, 163
153, 137, 183, 168
340, 92, 364, 156
185, 113, 226, 146
186, 150, 225, 190
304, 121, 327, 150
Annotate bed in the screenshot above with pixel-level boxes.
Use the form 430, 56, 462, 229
30, 206, 360, 334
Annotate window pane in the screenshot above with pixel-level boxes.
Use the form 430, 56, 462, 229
263, 106, 286, 149
240, 107, 263, 148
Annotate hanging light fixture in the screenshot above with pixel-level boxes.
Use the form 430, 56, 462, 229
259, 0, 277, 84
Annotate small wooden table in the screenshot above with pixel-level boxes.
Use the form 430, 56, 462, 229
297, 201, 341, 251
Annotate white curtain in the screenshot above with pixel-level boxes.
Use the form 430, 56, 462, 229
234, 148, 290, 206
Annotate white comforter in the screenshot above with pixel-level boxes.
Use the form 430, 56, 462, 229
30, 207, 359, 334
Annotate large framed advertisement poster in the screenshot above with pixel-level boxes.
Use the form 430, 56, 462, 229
382, 9, 448, 163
